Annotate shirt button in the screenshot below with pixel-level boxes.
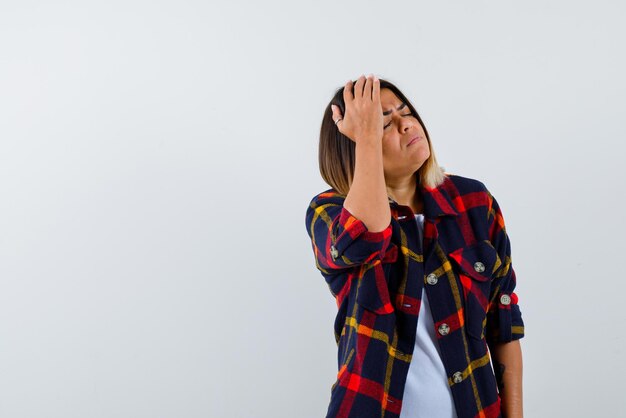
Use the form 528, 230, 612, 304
426, 273, 438, 285
330, 245, 338, 261
452, 372, 463, 383
473, 261, 485, 273
438, 323, 450, 336
500, 294, 511, 305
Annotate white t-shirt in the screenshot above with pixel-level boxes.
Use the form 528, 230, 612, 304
399, 214, 458, 418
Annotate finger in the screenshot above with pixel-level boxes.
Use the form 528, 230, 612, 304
364, 75, 373, 101
372, 76, 380, 104
343, 80, 354, 103
354, 74, 366, 99
330, 105, 344, 128
330, 104, 343, 122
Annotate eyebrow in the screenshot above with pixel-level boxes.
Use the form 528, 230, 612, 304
383, 102, 406, 116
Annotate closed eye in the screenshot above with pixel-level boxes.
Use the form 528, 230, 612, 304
384, 113, 413, 129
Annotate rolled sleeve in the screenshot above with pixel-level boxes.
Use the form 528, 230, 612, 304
305, 193, 393, 273
484, 191, 525, 345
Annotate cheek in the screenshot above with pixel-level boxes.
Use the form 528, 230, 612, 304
382, 135, 400, 151
382, 143, 403, 167
381, 142, 395, 160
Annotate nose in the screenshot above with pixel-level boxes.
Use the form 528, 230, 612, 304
398, 115, 414, 133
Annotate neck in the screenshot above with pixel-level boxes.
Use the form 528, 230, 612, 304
386, 174, 424, 214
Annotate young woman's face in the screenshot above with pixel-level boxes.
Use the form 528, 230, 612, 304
380, 88, 431, 180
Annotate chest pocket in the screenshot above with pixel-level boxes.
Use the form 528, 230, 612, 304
447, 240, 499, 340
354, 243, 398, 315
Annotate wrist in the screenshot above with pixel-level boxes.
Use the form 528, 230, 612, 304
356, 138, 382, 149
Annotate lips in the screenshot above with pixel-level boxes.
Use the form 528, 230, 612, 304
407, 136, 422, 146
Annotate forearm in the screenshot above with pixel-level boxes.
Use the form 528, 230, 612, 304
343, 141, 391, 233
491, 339, 523, 418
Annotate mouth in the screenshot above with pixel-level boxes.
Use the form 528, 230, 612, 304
407, 136, 422, 146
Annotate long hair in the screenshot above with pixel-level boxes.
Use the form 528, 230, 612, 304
318, 78, 447, 195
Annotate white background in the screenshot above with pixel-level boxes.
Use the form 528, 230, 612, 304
1, 1, 625, 417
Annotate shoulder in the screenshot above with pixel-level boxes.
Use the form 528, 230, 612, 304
442, 172, 490, 195
307, 188, 346, 209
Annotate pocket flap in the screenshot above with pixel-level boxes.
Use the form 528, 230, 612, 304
447, 240, 498, 282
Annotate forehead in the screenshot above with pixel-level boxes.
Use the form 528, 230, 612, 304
380, 88, 402, 108
380, 89, 400, 104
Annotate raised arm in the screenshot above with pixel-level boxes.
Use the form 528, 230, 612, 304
305, 74, 394, 275
331, 74, 390, 233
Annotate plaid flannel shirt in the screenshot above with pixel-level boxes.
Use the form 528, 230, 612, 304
305, 173, 524, 418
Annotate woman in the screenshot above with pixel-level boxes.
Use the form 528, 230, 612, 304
305, 74, 524, 418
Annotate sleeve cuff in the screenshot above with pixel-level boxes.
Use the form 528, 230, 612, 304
331, 206, 393, 264
488, 292, 525, 343
338, 206, 392, 241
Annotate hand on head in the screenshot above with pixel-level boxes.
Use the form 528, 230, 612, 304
331, 74, 384, 146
